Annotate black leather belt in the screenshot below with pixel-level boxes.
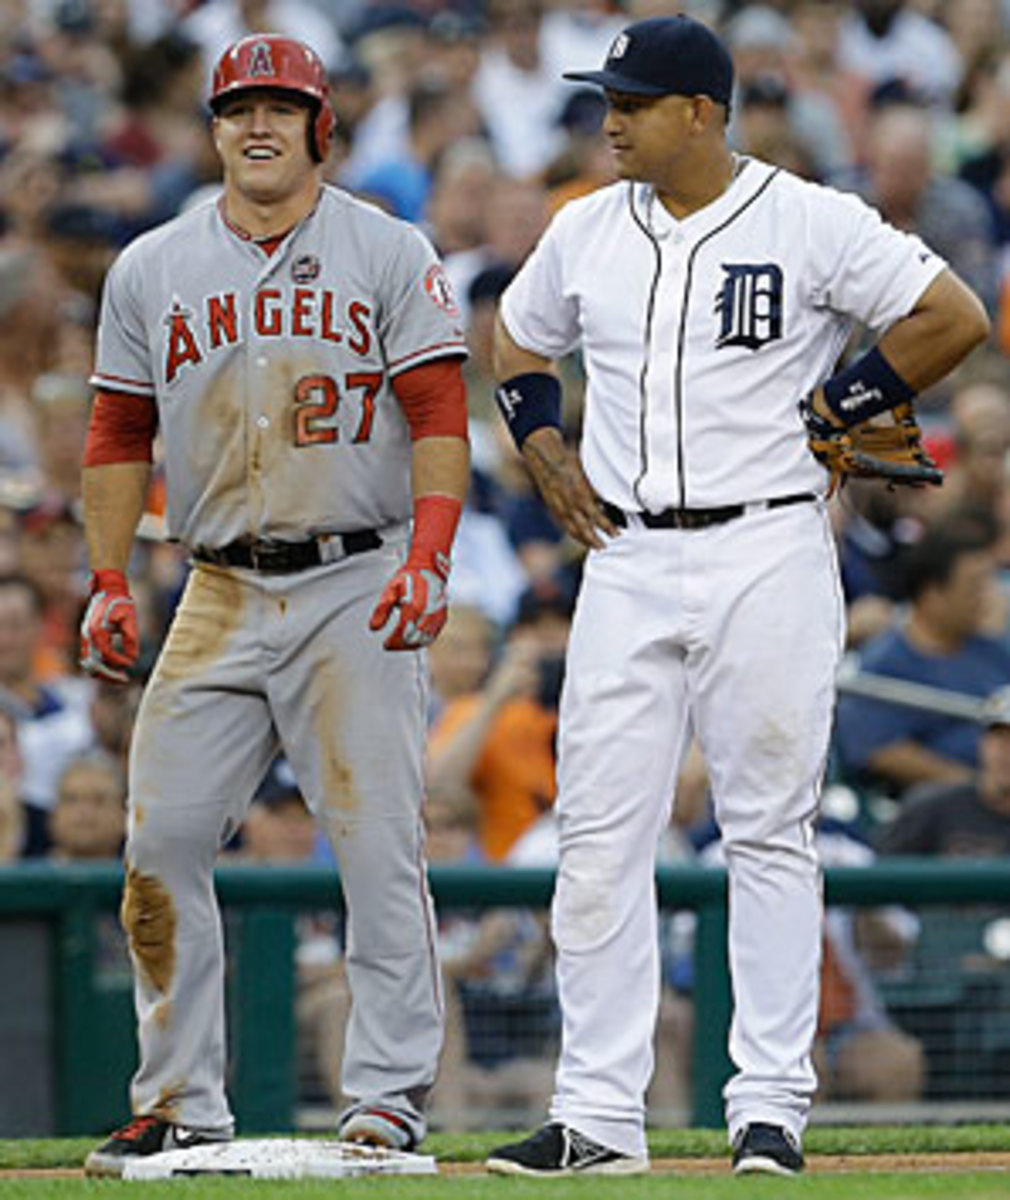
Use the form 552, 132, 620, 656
192, 530, 382, 573
601, 493, 815, 531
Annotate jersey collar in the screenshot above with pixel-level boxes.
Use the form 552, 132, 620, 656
216, 187, 325, 255
635, 155, 774, 240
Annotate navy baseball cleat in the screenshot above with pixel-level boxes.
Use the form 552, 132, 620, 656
732, 1123, 805, 1176
84, 1115, 232, 1177
486, 1122, 649, 1176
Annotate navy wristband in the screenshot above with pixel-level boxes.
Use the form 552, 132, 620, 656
822, 346, 916, 427
495, 372, 563, 448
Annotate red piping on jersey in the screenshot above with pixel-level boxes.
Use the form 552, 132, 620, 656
216, 195, 313, 254
91, 370, 155, 394
387, 342, 466, 373
392, 359, 468, 441
83, 389, 158, 465
414, 830, 445, 1021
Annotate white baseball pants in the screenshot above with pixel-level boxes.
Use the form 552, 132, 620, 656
548, 500, 845, 1156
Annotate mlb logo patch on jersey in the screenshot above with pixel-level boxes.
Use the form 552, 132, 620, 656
423, 264, 460, 318
292, 255, 322, 284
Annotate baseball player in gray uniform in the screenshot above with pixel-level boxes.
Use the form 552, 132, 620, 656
79, 35, 469, 1176
485, 16, 988, 1178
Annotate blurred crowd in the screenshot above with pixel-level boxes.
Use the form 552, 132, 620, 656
3, 0, 1010, 1122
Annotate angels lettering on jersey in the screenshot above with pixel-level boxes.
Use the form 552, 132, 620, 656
714, 263, 784, 352
161, 289, 374, 384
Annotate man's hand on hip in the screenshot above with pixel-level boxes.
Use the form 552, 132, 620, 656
80, 569, 139, 684
522, 428, 620, 550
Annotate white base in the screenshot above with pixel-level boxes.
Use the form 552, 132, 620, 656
121, 1138, 438, 1180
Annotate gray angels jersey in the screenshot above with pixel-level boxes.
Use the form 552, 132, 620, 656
91, 185, 467, 546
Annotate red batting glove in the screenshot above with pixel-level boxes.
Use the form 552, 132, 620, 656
79, 569, 139, 684
369, 495, 461, 652
369, 549, 450, 650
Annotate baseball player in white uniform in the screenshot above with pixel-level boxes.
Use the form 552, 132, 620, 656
485, 15, 988, 1178
79, 36, 469, 1176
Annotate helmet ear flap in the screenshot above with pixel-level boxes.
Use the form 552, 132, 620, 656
311, 100, 337, 161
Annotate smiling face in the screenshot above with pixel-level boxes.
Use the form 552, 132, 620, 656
212, 87, 320, 212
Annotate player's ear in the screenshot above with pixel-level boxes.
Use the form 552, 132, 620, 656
688, 95, 716, 133
686, 96, 710, 132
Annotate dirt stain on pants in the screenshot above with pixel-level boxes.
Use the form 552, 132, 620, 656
121, 867, 177, 996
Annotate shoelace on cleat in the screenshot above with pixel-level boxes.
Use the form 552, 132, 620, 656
113, 1115, 162, 1142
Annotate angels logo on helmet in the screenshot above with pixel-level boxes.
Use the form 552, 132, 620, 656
246, 40, 276, 78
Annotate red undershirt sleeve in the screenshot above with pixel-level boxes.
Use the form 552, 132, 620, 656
391, 358, 468, 441
83, 389, 158, 466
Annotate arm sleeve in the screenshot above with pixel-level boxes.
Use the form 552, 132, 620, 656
391, 358, 468, 441
89, 249, 156, 396
82, 389, 158, 466
807, 184, 948, 333
380, 226, 468, 375
499, 209, 581, 359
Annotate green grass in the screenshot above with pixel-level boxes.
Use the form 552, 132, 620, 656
2, 1128, 1010, 1199
2, 1174, 1010, 1200
12, 1124, 1010, 1170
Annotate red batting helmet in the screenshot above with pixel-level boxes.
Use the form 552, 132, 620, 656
209, 34, 336, 162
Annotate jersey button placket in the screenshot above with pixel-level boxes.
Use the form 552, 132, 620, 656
668, 233, 693, 509
254, 360, 270, 447
644, 244, 687, 510
248, 253, 284, 532
247, 338, 270, 528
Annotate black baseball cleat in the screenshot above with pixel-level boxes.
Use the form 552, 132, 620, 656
732, 1123, 805, 1176
486, 1122, 649, 1177
84, 1114, 232, 1177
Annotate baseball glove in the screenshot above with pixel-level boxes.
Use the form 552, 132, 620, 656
800, 398, 944, 496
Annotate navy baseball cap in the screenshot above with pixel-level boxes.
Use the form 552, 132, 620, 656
563, 15, 734, 107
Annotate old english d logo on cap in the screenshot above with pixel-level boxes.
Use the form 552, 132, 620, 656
563, 15, 734, 106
